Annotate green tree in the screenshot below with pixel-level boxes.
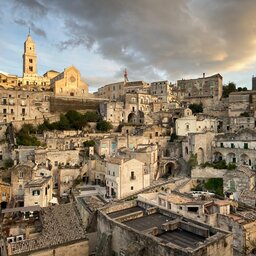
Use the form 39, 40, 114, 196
204, 178, 223, 196
96, 120, 113, 132
188, 103, 203, 114
3, 158, 14, 169
84, 111, 100, 122
83, 140, 95, 147
240, 112, 250, 117
16, 124, 41, 146
57, 114, 71, 130
222, 82, 236, 98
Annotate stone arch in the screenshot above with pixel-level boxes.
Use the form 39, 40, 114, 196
128, 112, 137, 124
165, 162, 176, 176
226, 152, 236, 164
197, 148, 204, 165
213, 152, 223, 162
240, 153, 250, 166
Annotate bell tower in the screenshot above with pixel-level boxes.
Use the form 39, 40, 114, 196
23, 30, 37, 77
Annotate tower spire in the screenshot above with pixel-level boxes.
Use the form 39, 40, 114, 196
124, 68, 129, 84
28, 27, 30, 35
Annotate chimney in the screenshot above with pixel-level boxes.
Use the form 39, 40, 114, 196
203, 73, 205, 78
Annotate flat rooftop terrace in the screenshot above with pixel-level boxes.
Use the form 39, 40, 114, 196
124, 213, 173, 231
108, 206, 143, 219
105, 202, 217, 251
157, 229, 205, 248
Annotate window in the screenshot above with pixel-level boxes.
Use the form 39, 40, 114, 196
11, 109, 14, 114
113, 172, 115, 176
220, 143, 224, 148
54, 161, 58, 166
244, 143, 248, 149
29, 66, 33, 72
131, 171, 135, 180
131, 186, 134, 190
3, 109, 6, 114
19, 171, 23, 179
32, 190, 40, 196
231, 143, 235, 148
29, 59, 33, 63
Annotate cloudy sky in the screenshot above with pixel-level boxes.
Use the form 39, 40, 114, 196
1, 0, 256, 91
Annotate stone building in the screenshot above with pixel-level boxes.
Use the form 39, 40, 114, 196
0, 177, 11, 209
18, 32, 57, 90
24, 175, 53, 207
175, 73, 223, 100
182, 131, 216, 164
50, 65, 92, 98
2, 203, 88, 256
96, 200, 233, 256
150, 80, 172, 103
223, 166, 256, 199
96, 80, 149, 100
0, 88, 53, 124
175, 114, 218, 136
105, 158, 150, 199
11, 164, 33, 205
212, 129, 256, 170
99, 101, 125, 126
0, 72, 18, 88
228, 91, 254, 117
58, 167, 81, 196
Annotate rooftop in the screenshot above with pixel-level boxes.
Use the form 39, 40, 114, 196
24, 176, 51, 188
6, 203, 87, 255
102, 200, 229, 252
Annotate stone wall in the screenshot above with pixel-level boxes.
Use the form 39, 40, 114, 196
50, 96, 104, 113
27, 239, 89, 256
191, 167, 227, 179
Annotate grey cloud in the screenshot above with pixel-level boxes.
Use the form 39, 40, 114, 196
13, 0, 48, 17
14, 19, 47, 37
12, 0, 256, 82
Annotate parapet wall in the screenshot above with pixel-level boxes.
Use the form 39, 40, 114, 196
191, 167, 227, 179
50, 96, 106, 113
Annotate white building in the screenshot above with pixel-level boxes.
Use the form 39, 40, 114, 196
105, 158, 150, 199
176, 115, 218, 136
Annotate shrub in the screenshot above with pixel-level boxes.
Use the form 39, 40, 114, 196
83, 140, 95, 147
16, 124, 41, 146
3, 158, 14, 169
204, 178, 223, 196
188, 103, 203, 114
96, 120, 113, 132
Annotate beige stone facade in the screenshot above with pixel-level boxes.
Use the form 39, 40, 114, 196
105, 158, 150, 199
51, 66, 91, 98
176, 114, 218, 136
212, 129, 256, 170
0, 72, 17, 88
0, 88, 53, 124
175, 73, 223, 100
